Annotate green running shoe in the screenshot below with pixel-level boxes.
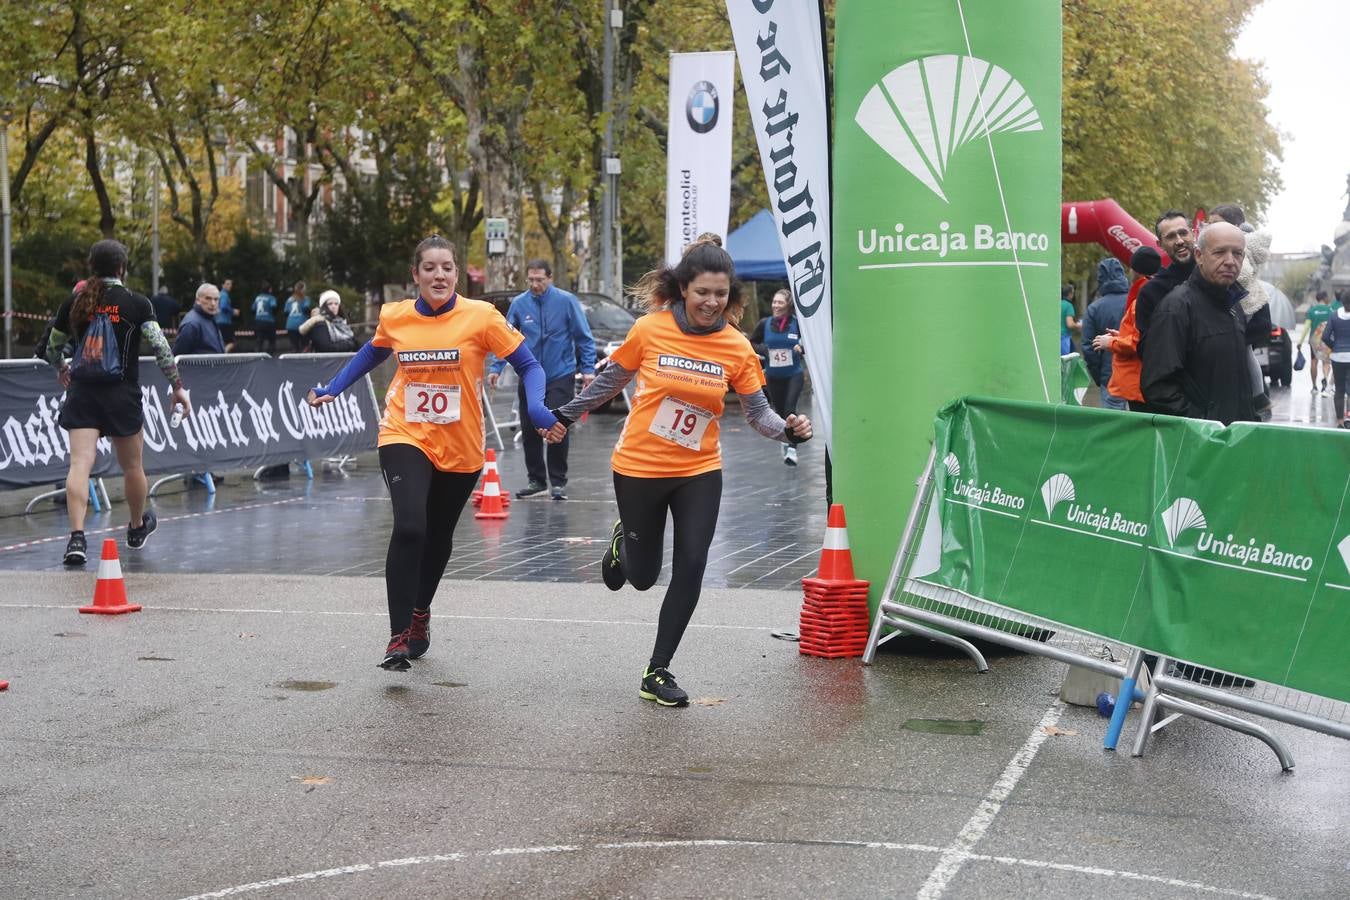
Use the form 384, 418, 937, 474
601, 519, 626, 591
639, 667, 689, 707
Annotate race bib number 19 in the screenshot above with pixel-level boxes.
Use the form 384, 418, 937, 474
648, 396, 713, 450
405, 382, 461, 424
768, 347, 792, 368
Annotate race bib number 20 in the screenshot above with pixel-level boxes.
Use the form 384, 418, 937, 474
648, 396, 713, 450
405, 382, 461, 424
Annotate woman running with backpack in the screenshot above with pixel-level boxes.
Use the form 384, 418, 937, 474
45, 240, 192, 566
545, 237, 813, 707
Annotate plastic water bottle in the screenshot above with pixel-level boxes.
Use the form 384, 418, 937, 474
169, 403, 184, 428
1095, 691, 1116, 718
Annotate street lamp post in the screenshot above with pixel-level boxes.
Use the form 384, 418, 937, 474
1, 105, 13, 359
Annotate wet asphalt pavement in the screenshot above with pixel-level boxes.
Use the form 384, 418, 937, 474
1, 384, 1348, 899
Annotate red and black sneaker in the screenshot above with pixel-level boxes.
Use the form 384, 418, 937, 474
379, 631, 411, 671
407, 609, 431, 660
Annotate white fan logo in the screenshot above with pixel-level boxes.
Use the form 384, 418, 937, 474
943, 452, 961, 478
1039, 473, 1075, 517
1161, 498, 1207, 547
854, 54, 1043, 203
1340, 534, 1350, 576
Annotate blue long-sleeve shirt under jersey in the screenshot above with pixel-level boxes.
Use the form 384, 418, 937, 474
312, 295, 557, 430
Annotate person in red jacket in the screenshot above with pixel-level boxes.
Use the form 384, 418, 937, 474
1091, 246, 1162, 412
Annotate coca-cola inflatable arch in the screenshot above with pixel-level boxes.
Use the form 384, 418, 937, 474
1061, 199, 1169, 267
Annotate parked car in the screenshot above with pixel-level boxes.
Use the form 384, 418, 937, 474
1254, 325, 1293, 388
480, 288, 637, 411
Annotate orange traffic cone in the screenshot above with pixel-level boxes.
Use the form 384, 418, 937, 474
472, 448, 511, 508
79, 539, 143, 615
0, 680, 8, 691
474, 475, 510, 520
814, 503, 856, 582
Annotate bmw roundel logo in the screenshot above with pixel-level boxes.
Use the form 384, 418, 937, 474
686, 81, 719, 134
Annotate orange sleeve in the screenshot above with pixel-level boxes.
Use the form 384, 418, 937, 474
483, 304, 525, 359
372, 303, 396, 348
731, 336, 767, 393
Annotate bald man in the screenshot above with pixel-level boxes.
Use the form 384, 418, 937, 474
1140, 222, 1257, 425
174, 283, 226, 355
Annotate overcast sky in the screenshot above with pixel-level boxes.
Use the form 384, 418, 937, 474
1235, 1, 1350, 254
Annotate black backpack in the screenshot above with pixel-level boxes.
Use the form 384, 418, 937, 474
69, 310, 123, 383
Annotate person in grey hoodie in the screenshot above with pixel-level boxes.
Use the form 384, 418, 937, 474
1080, 256, 1130, 410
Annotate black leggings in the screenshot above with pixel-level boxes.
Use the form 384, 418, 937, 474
1333, 361, 1350, 422
613, 470, 722, 669
765, 374, 804, 420
379, 444, 479, 636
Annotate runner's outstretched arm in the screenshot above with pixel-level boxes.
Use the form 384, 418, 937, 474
140, 320, 191, 412
503, 344, 558, 429
310, 340, 391, 399
739, 390, 809, 443
552, 361, 636, 425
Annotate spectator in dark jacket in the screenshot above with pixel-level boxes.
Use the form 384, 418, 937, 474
299, 290, 358, 353
1135, 210, 1196, 342
150, 290, 180, 330
1141, 222, 1256, 425
173, 283, 225, 355
1320, 290, 1350, 428
1080, 257, 1130, 410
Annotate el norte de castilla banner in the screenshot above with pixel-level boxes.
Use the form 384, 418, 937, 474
919, 398, 1350, 705
666, 51, 736, 264
725, 0, 833, 449
832, 0, 1061, 598
0, 355, 379, 489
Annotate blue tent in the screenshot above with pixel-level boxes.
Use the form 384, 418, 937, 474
726, 209, 787, 281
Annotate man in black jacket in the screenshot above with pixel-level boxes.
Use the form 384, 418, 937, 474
1135, 210, 1196, 342
1140, 222, 1256, 425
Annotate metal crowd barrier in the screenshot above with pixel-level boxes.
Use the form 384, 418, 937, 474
863, 445, 1350, 772
278, 353, 377, 473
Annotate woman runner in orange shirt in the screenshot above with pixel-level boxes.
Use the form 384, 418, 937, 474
308, 236, 558, 670
546, 237, 813, 706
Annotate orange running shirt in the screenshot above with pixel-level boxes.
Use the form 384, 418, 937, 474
608, 309, 766, 479
373, 296, 523, 472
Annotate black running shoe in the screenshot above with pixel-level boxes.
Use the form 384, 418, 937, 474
63, 531, 87, 567
601, 519, 626, 591
407, 609, 431, 660
126, 510, 157, 550
379, 631, 411, 671
640, 667, 689, 707
515, 481, 548, 498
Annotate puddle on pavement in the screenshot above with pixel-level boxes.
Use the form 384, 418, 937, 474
137, 656, 175, 662
276, 680, 338, 692
431, 681, 467, 688
53, 632, 87, 638
903, 718, 984, 735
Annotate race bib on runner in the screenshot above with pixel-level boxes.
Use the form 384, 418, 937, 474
648, 396, 713, 450
404, 382, 461, 424
768, 347, 793, 368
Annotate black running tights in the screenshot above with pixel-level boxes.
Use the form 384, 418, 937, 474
380, 444, 479, 636
613, 470, 722, 669
765, 374, 804, 419
1333, 361, 1350, 422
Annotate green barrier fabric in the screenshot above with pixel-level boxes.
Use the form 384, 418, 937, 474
832, 0, 1061, 599
924, 397, 1350, 703
1060, 353, 1092, 406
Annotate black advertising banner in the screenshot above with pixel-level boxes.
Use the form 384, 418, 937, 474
0, 355, 378, 488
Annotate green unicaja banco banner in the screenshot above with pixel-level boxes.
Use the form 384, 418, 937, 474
832, 1, 1062, 605
923, 397, 1350, 703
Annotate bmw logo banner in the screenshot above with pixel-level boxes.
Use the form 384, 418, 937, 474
665, 52, 735, 264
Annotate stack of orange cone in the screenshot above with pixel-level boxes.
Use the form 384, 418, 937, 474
471, 449, 511, 508
799, 504, 870, 658
474, 457, 510, 520
79, 539, 143, 615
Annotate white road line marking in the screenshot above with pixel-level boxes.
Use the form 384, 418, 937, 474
0, 498, 305, 553
917, 702, 1064, 899
173, 836, 1274, 900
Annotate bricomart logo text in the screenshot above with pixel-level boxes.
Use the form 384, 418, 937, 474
854, 54, 1042, 204
658, 355, 724, 378
397, 349, 460, 364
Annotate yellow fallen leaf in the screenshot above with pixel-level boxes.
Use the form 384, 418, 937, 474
296, 775, 333, 785
1041, 726, 1079, 737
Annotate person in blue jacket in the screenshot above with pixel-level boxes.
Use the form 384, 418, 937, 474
749, 288, 806, 465
1321, 289, 1350, 428
1080, 257, 1130, 410
284, 281, 311, 352
488, 259, 596, 500
253, 282, 278, 355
